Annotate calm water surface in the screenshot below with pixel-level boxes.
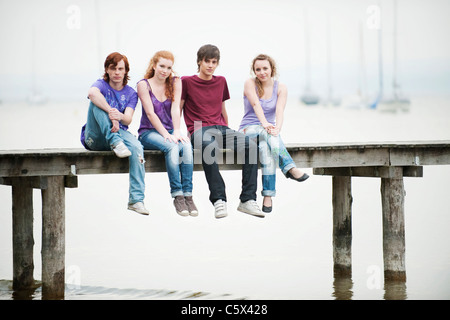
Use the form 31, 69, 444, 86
1, 97, 449, 300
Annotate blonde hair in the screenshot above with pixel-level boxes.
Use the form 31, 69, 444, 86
251, 54, 277, 98
144, 51, 176, 101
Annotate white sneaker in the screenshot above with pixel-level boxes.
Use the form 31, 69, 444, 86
214, 199, 227, 219
237, 200, 265, 218
113, 141, 132, 158
128, 202, 149, 215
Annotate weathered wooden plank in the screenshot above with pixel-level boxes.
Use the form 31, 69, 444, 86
313, 166, 423, 178
1, 141, 450, 177
0, 176, 78, 189
390, 147, 450, 166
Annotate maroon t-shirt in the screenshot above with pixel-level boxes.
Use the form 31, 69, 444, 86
181, 75, 230, 135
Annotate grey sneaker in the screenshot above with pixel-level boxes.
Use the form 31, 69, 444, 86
174, 196, 189, 216
113, 141, 132, 158
214, 199, 227, 219
128, 201, 149, 215
237, 200, 265, 218
184, 196, 198, 217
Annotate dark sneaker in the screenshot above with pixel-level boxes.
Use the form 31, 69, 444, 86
184, 196, 198, 217
174, 196, 189, 216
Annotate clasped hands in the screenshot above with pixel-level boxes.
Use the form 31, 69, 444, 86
108, 108, 123, 133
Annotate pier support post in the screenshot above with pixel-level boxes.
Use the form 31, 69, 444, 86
41, 176, 65, 299
381, 176, 406, 281
332, 176, 353, 277
12, 179, 35, 290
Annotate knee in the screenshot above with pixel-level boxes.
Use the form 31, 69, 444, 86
127, 138, 144, 155
180, 142, 193, 163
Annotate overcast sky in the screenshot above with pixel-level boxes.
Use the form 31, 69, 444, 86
0, 0, 449, 101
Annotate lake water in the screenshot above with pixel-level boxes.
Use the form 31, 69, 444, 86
1, 96, 449, 300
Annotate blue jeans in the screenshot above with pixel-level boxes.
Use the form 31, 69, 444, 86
84, 102, 146, 204
139, 129, 193, 198
240, 125, 296, 197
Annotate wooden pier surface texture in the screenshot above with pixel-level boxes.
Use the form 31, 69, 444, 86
1, 140, 450, 298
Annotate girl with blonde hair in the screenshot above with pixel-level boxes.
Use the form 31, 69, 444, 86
239, 54, 309, 213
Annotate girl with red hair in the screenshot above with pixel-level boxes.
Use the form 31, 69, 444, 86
137, 51, 197, 217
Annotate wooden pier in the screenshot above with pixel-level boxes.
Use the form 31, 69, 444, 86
1, 140, 450, 298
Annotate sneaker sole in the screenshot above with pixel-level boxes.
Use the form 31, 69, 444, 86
237, 206, 265, 218
176, 210, 189, 217
189, 211, 199, 217
128, 208, 149, 216
115, 152, 132, 158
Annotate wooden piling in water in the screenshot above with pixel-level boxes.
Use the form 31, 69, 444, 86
12, 178, 34, 290
41, 176, 66, 299
332, 176, 353, 277
381, 175, 406, 281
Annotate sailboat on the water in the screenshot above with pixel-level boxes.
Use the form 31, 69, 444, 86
373, 0, 410, 112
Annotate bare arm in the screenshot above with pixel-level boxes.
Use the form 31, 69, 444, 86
170, 78, 189, 143
243, 78, 274, 130
88, 86, 120, 132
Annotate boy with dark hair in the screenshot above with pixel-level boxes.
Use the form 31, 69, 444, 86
181, 44, 264, 219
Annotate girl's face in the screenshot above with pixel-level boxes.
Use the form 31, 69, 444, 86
154, 57, 173, 80
253, 59, 272, 82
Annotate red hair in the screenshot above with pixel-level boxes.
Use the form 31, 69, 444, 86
144, 51, 176, 101
103, 52, 130, 86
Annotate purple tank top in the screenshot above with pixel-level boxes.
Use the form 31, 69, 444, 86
138, 79, 173, 135
239, 80, 278, 130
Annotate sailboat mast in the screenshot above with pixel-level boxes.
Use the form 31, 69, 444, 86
393, 0, 399, 99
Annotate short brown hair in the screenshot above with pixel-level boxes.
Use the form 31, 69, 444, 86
103, 52, 130, 86
196, 44, 220, 72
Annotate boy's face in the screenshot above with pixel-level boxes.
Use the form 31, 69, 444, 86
106, 59, 126, 86
198, 58, 218, 79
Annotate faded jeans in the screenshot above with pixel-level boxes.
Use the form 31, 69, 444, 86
83, 102, 146, 204
240, 124, 296, 197
139, 129, 194, 198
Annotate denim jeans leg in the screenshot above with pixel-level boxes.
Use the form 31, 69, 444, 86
84, 102, 122, 150
139, 129, 183, 197
120, 130, 146, 204
259, 139, 277, 197
179, 142, 194, 196
222, 126, 258, 202
241, 125, 276, 197
192, 126, 226, 204
269, 134, 296, 176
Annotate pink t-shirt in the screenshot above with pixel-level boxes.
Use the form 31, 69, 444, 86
181, 75, 230, 135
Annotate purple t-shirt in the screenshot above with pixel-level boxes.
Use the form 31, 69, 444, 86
91, 79, 138, 131
138, 79, 173, 136
239, 80, 278, 131
80, 79, 138, 148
